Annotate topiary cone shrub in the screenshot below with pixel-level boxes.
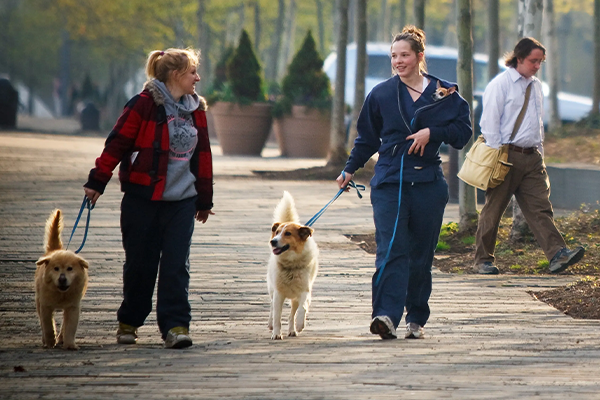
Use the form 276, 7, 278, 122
273, 30, 332, 117
210, 29, 273, 156
226, 29, 265, 103
273, 30, 332, 158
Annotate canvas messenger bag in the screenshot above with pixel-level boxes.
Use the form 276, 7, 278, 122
458, 82, 532, 190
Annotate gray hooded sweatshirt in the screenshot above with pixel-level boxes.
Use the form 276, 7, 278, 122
151, 79, 201, 201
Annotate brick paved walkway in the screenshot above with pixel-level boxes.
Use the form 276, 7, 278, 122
1, 131, 599, 399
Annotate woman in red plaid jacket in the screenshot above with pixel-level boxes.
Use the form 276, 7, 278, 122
84, 48, 213, 349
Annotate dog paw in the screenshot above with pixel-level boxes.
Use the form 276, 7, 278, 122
288, 331, 297, 337
271, 333, 283, 340
63, 343, 79, 350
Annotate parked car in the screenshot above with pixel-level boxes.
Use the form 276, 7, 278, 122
323, 42, 593, 125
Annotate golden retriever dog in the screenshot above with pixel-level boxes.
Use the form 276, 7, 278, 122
267, 191, 319, 340
35, 209, 89, 350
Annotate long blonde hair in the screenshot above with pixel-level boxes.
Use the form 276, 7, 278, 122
145, 48, 200, 83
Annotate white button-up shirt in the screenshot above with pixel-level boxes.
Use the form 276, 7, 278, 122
479, 67, 544, 150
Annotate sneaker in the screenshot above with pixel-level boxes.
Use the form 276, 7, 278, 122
369, 316, 397, 340
549, 246, 585, 274
474, 261, 499, 275
116, 322, 138, 344
405, 322, 425, 339
164, 326, 193, 349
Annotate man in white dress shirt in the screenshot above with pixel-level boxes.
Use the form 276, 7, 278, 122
473, 37, 585, 275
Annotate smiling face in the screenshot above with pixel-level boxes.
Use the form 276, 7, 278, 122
391, 40, 423, 79
172, 63, 200, 96
516, 48, 544, 79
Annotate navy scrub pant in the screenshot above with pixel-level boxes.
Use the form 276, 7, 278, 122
117, 193, 196, 339
370, 179, 448, 329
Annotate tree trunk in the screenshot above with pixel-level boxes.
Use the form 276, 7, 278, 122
197, 0, 210, 92
105, 62, 132, 128
254, 1, 261, 53
278, 0, 297, 78
511, 0, 544, 241
413, 0, 425, 30
399, 0, 407, 30
316, 0, 326, 55
266, 0, 286, 81
487, 0, 499, 80
593, 0, 600, 116
543, 0, 561, 131
27, 84, 35, 116
327, 0, 349, 167
442, 0, 457, 48
347, 0, 367, 150
379, 0, 389, 41
456, 0, 477, 231
519, 0, 543, 39
447, 0, 459, 204
348, 0, 356, 43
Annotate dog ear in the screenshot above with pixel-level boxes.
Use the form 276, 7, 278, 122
436, 80, 441, 89
448, 86, 457, 94
36, 256, 51, 268
78, 257, 89, 270
271, 222, 281, 233
298, 226, 314, 240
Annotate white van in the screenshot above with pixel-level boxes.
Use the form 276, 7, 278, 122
323, 42, 593, 124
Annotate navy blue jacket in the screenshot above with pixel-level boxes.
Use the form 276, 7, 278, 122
345, 74, 472, 187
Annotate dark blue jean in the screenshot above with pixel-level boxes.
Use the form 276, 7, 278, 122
118, 193, 196, 339
370, 179, 448, 329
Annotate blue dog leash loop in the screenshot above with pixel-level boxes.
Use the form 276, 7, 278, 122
304, 172, 365, 227
66, 196, 95, 254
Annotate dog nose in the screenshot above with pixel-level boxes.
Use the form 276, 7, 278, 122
270, 239, 278, 247
58, 274, 67, 285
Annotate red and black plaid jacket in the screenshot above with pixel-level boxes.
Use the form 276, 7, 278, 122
85, 83, 213, 211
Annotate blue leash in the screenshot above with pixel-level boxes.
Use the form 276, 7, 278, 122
66, 196, 95, 254
304, 172, 365, 227
374, 152, 405, 286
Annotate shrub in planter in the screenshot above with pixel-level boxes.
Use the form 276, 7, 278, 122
205, 46, 234, 103
273, 30, 332, 158
210, 29, 272, 156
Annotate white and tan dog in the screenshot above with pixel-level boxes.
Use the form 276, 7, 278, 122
35, 209, 89, 350
267, 191, 319, 340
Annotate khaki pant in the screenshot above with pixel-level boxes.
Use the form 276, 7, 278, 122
474, 149, 565, 264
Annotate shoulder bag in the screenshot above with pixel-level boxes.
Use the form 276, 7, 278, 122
458, 82, 532, 190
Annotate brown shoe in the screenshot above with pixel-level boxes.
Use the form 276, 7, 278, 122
474, 262, 499, 275
549, 247, 585, 273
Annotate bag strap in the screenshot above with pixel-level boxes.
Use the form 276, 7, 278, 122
509, 81, 533, 142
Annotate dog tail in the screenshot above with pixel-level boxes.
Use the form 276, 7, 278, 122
44, 209, 63, 253
273, 191, 300, 223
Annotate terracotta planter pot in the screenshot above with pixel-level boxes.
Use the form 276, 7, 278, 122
273, 105, 331, 158
210, 102, 273, 156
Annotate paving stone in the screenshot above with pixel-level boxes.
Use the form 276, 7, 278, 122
0, 131, 598, 399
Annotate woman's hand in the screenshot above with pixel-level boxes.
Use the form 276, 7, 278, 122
84, 187, 101, 205
407, 128, 431, 156
336, 171, 354, 191
195, 209, 215, 223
